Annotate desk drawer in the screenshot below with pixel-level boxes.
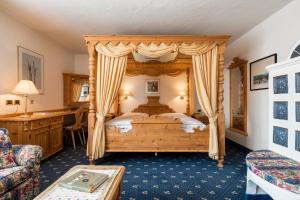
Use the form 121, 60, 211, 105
31, 119, 50, 130
50, 117, 63, 126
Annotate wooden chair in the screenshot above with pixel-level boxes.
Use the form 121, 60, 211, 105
63, 109, 84, 150
80, 111, 88, 144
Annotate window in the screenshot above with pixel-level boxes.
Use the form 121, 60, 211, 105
290, 43, 300, 59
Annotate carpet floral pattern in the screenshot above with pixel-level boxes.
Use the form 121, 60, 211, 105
40, 143, 251, 200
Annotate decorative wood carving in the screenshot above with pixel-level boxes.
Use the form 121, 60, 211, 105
132, 96, 175, 116
87, 41, 97, 163
217, 44, 226, 167
84, 35, 230, 46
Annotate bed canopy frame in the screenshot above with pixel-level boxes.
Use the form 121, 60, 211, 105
84, 35, 230, 167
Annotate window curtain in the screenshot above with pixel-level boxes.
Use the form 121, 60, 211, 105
72, 80, 83, 102
91, 43, 134, 160
179, 43, 219, 159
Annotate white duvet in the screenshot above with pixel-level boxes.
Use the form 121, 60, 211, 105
106, 112, 206, 133
159, 113, 206, 133
105, 112, 149, 133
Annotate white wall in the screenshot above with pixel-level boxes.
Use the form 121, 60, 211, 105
0, 11, 74, 115
224, 0, 300, 150
74, 54, 89, 75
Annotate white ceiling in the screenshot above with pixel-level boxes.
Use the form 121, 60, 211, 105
0, 0, 292, 53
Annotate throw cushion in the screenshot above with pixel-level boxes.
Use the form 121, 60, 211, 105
0, 128, 16, 169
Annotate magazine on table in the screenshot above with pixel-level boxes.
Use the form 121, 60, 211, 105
59, 170, 109, 193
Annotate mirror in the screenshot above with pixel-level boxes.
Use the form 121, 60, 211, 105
228, 57, 248, 135
63, 73, 89, 106
72, 79, 89, 102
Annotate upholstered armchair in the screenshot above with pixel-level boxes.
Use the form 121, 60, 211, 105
0, 128, 42, 200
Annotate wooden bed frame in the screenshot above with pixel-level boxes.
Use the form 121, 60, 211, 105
105, 96, 210, 152
85, 35, 229, 167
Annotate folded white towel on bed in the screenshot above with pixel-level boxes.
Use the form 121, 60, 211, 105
159, 113, 206, 132
105, 112, 149, 133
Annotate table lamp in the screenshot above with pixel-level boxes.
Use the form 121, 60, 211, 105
12, 80, 39, 117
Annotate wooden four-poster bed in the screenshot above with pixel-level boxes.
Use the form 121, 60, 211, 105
84, 35, 230, 167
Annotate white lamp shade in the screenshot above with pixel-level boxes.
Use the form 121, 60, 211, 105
12, 80, 39, 95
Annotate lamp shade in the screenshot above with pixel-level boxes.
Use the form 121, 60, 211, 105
12, 80, 39, 95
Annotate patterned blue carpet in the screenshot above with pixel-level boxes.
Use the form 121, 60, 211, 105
39, 142, 270, 200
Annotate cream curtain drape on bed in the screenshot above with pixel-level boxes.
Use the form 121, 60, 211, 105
91, 42, 220, 160
91, 43, 134, 159
179, 43, 219, 159
136, 43, 178, 58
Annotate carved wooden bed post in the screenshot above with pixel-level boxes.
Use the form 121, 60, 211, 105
186, 68, 190, 115
87, 41, 97, 164
217, 43, 226, 167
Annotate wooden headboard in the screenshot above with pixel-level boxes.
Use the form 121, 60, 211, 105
132, 96, 175, 116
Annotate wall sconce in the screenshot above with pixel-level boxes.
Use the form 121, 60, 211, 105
179, 91, 186, 100
123, 90, 131, 100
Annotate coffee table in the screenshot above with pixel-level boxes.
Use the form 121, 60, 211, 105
35, 165, 125, 200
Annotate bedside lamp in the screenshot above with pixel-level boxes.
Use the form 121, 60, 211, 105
12, 80, 39, 117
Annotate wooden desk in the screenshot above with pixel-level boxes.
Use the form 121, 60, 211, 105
0, 110, 74, 160
35, 165, 125, 200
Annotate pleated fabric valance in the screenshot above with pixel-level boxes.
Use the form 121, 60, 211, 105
90, 41, 220, 160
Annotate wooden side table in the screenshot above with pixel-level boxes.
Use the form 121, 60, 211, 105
35, 165, 125, 200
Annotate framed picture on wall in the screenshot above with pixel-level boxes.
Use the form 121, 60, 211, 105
18, 46, 44, 94
250, 54, 277, 91
145, 79, 160, 94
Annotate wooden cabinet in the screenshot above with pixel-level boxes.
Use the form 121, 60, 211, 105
31, 127, 50, 157
0, 111, 72, 160
50, 125, 63, 153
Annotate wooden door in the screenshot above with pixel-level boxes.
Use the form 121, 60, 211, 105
50, 124, 63, 154
30, 127, 50, 159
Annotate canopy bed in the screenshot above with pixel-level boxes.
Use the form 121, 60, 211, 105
84, 35, 230, 167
